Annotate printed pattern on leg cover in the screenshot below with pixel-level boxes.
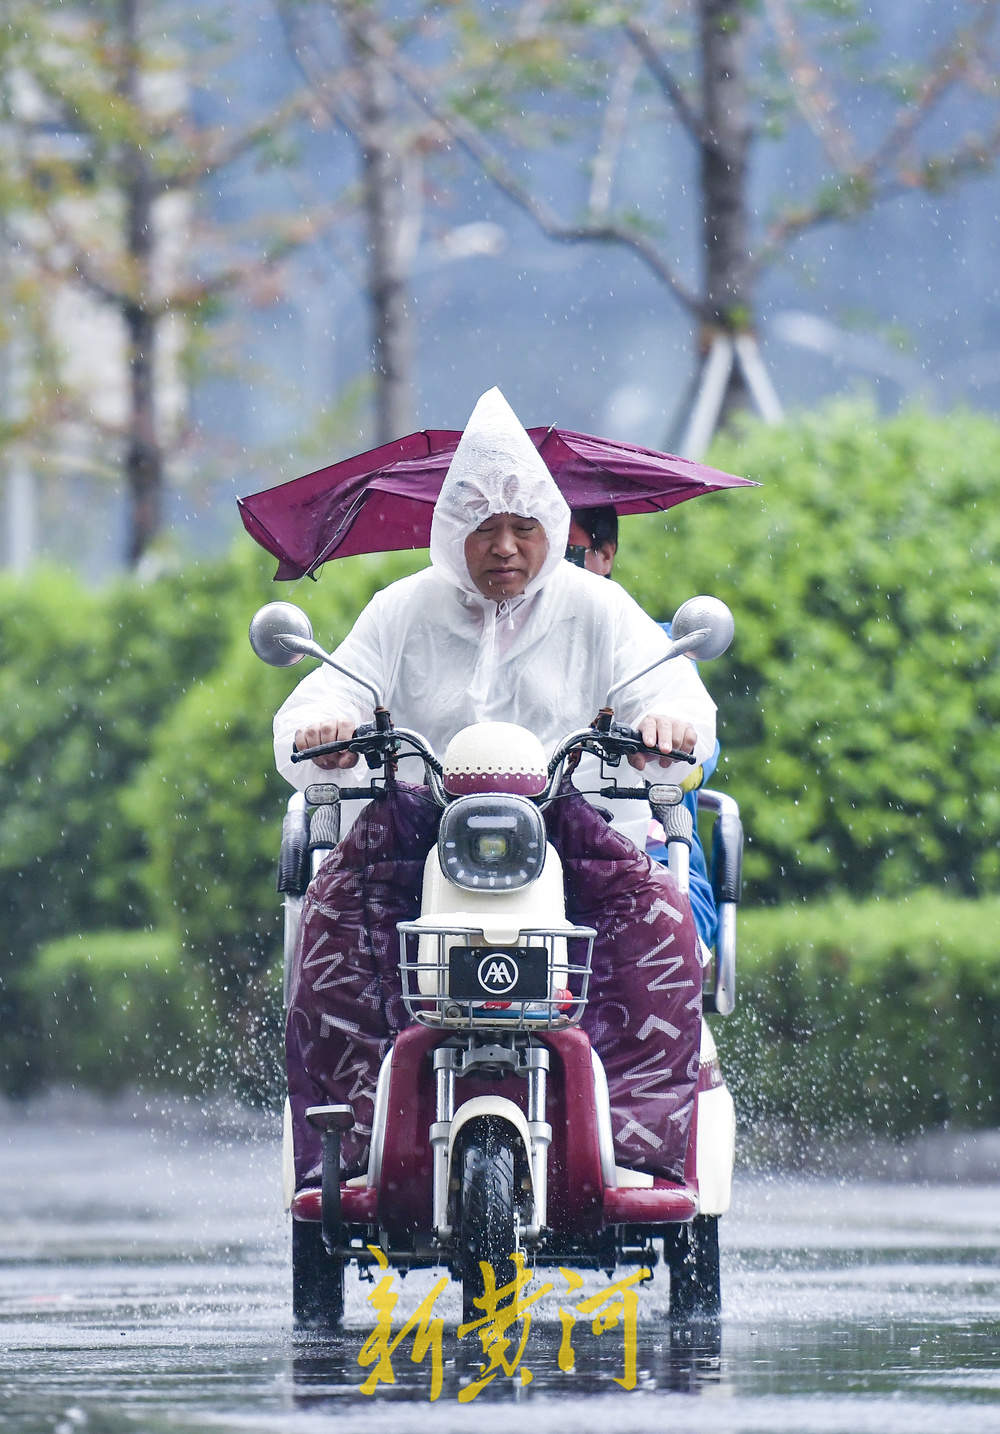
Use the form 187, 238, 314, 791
285, 783, 441, 1185
543, 788, 702, 1182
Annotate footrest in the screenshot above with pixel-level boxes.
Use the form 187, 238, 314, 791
291, 1185, 378, 1223
305, 1103, 354, 1133
602, 1182, 698, 1224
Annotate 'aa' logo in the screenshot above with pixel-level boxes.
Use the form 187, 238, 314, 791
477, 953, 519, 995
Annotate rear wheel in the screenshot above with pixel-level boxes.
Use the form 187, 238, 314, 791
292, 1218, 345, 1330
663, 1214, 721, 1323
456, 1119, 519, 1325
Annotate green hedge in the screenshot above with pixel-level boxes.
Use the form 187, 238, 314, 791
121, 549, 426, 1005
618, 402, 1000, 905
714, 892, 1000, 1146
0, 547, 266, 955
0, 548, 272, 1091
19, 928, 212, 1092
4, 404, 1000, 1099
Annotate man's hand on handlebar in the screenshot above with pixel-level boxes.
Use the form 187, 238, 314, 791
294, 719, 359, 770
628, 713, 697, 771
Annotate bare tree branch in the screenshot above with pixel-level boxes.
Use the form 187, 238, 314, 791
754, 111, 1000, 274
761, 0, 858, 172
589, 41, 642, 217
622, 16, 708, 149
866, 0, 1000, 175
356, 11, 702, 316
751, 0, 1000, 278
30, 201, 346, 317
160, 89, 321, 191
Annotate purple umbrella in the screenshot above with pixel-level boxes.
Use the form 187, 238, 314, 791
238, 425, 758, 580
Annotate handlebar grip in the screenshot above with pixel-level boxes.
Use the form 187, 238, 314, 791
656, 800, 693, 848
611, 723, 697, 765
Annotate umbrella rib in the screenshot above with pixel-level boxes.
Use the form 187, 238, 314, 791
306, 490, 371, 575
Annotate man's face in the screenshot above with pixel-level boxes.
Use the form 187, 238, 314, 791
567, 519, 616, 576
464, 512, 548, 599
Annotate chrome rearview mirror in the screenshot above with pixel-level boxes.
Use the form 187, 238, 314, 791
249, 602, 315, 667
605, 594, 734, 706
249, 601, 385, 708
670, 595, 734, 662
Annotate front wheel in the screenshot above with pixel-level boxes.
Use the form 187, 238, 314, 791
456, 1118, 519, 1325
292, 1218, 345, 1330
663, 1214, 721, 1323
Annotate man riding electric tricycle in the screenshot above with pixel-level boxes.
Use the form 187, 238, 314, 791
241, 386, 748, 1329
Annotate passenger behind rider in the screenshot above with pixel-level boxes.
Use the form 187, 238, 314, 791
568, 505, 720, 949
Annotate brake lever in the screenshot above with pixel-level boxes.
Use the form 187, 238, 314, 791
599, 725, 697, 766
291, 728, 394, 767
291, 738, 355, 764
631, 744, 697, 766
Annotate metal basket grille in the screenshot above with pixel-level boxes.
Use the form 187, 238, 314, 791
397, 921, 596, 1030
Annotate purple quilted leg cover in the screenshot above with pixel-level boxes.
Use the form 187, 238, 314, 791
544, 789, 702, 1183
285, 783, 440, 1185
286, 784, 702, 1188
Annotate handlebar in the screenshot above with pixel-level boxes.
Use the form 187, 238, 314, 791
293, 718, 695, 817
291, 724, 446, 801
546, 721, 696, 779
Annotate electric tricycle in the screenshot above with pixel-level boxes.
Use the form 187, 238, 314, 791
250, 596, 743, 1330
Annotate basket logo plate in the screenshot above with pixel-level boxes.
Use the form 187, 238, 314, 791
449, 945, 547, 1000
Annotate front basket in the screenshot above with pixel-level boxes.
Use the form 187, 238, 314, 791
397, 920, 596, 1030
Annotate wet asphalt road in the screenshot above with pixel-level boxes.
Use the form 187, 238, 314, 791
1, 1099, 998, 1434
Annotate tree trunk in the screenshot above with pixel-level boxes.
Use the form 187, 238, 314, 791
119, 0, 163, 568
345, 3, 414, 444
123, 297, 161, 569
698, 0, 753, 421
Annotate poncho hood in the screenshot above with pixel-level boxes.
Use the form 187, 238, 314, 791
429, 386, 570, 600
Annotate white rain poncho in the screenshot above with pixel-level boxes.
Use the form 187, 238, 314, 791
274, 387, 716, 849
429, 388, 570, 708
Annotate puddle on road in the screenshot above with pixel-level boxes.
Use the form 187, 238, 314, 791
1, 1119, 998, 1433
3, 1254, 998, 1434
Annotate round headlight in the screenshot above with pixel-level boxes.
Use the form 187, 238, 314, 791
438, 795, 546, 891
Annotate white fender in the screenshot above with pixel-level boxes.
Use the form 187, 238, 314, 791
695, 1020, 736, 1215
446, 1095, 535, 1199
282, 1096, 295, 1212
366, 1047, 394, 1191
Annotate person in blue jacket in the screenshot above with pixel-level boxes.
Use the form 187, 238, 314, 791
568, 506, 719, 948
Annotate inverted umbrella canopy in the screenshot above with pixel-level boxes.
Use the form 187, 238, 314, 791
238, 425, 758, 580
